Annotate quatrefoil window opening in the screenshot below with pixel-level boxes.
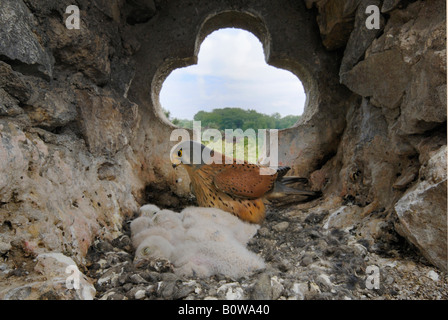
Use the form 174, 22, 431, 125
159, 28, 306, 129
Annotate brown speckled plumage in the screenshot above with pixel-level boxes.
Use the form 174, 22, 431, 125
171, 141, 320, 224
181, 154, 277, 224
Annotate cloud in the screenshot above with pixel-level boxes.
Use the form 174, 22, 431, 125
160, 28, 306, 120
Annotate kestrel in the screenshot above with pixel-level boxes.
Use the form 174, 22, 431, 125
170, 141, 320, 224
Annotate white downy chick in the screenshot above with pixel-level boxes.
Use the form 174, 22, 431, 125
181, 207, 259, 244
151, 209, 183, 229
173, 239, 265, 278
139, 204, 161, 218
131, 204, 265, 278
130, 216, 153, 238
134, 235, 174, 264
132, 225, 186, 249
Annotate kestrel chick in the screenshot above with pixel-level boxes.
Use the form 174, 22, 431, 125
170, 140, 319, 224
134, 235, 174, 265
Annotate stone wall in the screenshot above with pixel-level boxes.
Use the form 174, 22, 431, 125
308, 0, 447, 271
0, 0, 446, 296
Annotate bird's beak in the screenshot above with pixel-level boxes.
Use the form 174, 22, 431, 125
134, 258, 149, 268
172, 163, 179, 168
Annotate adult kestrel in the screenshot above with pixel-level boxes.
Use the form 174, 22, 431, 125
170, 141, 320, 224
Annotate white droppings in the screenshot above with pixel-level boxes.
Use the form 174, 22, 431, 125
427, 270, 439, 282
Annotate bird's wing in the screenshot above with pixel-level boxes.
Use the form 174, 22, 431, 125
212, 164, 277, 199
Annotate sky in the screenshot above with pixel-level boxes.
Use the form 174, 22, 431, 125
159, 28, 306, 120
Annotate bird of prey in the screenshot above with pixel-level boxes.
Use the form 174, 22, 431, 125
170, 140, 320, 224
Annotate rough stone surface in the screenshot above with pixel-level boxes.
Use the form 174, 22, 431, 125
341, 48, 411, 109
75, 88, 139, 155
340, 0, 384, 74
308, 0, 360, 50
0, 61, 32, 103
22, 77, 78, 129
395, 146, 447, 271
0, 252, 95, 300
381, 0, 401, 13
0, 0, 54, 78
0, 88, 22, 117
44, 16, 112, 86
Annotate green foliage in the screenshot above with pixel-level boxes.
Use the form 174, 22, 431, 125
165, 107, 300, 162
171, 118, 194, 129
205, 135, 260, 163
170, 107, 300, 130
194, 107, 300, 130
162, 108, 171, 120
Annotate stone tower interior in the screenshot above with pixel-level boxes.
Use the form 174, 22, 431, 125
0, 0, 446, 299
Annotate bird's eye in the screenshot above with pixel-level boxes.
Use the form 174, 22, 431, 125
178, 149, 182, 157
143, 247, 151, 255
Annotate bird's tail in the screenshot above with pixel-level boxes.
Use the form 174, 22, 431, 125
275, 166, 308, 183
267, 169, 321, 206
280, 176, 309, 185
268, 181, 321, 198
